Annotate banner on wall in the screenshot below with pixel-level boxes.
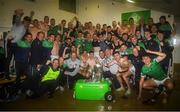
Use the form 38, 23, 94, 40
121, 10, 151, 24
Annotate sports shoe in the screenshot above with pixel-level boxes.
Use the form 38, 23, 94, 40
116, 87, 125, 92
125, 89, 131, 96
142, 98, 156, 105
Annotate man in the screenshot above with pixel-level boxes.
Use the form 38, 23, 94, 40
25, 58, 61, 98
14, 33, 32, 84
102, 48, 120, 90
64, 52, 81, 89
39, 59, 61, 98
5, 9, 31, 79
138, 50, 174, 104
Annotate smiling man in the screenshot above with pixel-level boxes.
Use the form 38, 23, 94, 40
138, 50, 174, 104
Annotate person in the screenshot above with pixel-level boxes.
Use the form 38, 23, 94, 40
156, 16, 172, 39
116, 54, 135, 96
42, 34, 55, 64
29, 19, 41, 40
14, 33, 32, 84
5, 9, 31, 80
102, 48, 120, 90
64, 52, 81, 89
129, 48, 143, 88
138, 50, 174, 104
37, 58, 60, 98
29, 31, 45, 76
39, 16, 49, 37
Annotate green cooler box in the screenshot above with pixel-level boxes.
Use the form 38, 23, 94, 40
74, 79, 114, 101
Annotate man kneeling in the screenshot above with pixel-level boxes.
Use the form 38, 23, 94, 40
138, 50, 174, 104
26, 59, 60, 98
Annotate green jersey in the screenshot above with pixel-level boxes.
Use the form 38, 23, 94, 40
84, 40, 93, 53
141, 59, 167, 81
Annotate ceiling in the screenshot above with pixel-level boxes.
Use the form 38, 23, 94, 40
113, 0, 180, 20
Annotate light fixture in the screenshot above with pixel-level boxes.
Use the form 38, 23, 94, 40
126, 0, 135, 3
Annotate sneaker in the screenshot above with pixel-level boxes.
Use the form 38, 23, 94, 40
55, 86, 60, 91
26, 89, 33, 97
59, 86, 64, 91
116, 87, 125, 92
142, 98, 156, 105
125, 89, 131, 96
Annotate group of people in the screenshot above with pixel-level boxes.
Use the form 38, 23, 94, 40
0, 9, 176, 103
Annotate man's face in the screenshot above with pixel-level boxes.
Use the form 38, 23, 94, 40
52, 60, 59, 69
133, 48, 139, 56
114, 53, 120, 61
50, 19, 55, 26
44, 16, 49, 24
145, 31, 151, 39
131, 37, 137, 44
37, 33, 44, 41
142, 56, 151, 65
26, 34, 33, 42
157, 32, 164, 41
160, 18, 166, 24
99, 51, 105, 58
59, 57, 64, 66
71, 52, 77, 61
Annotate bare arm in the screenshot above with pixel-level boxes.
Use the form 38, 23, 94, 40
146, 50, 166, 62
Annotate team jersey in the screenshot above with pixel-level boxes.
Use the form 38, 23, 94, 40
141, 59, 167, 81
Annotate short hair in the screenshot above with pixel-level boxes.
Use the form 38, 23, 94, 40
23, 16, 31, 22
142, 52, 151, 58
53, 58, 59, 62
160, 16, 166, 20
22, 32, 32, 40
113, 51, 120, 55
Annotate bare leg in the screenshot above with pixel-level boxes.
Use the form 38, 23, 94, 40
162, 79, 174, 104
122, 71, 131, 91
142, 79, 157, 90
116, 73, 125, 91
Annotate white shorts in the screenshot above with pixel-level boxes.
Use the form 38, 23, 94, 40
153, 77, 170, 86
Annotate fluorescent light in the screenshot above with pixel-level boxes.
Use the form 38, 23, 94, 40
127, 0, 135, 3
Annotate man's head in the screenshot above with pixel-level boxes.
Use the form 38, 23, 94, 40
52, 59, 59, 69
142, 54, 151, 65
113, 51, 121, 61
159, 16, 166, 24
24, 32, 32, 42
71, 52, 77, 61
44, 16, 49, 24
132, 47, 139, 57
50, 18, 55, 26
99, 50, 105, 59
37, 31, 45, 41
